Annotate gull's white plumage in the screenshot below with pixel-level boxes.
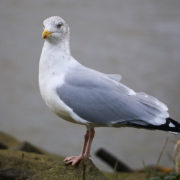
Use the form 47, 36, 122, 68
39, 28, 168, 127
39, 37, 88, 124
39, 16, 180, 165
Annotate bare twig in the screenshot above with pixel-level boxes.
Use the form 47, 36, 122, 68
82, 158, 86, 180
156, 134, 169, 166
173, 140, 180, 173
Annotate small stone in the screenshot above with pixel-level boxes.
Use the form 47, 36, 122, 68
0, 142, 8, 149
16, 141, 44, 154
0, 168, 31, 180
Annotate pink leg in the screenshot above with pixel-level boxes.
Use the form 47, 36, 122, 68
81, 129, 89, 156
64, 129, 90, 166
84, 128, 95, 158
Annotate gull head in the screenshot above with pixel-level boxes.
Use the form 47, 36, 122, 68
42, 16, 69, 43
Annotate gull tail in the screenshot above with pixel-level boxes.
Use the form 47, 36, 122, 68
149, 117, 180, 133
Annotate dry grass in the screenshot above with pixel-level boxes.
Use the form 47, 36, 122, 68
174, 140, 180, 173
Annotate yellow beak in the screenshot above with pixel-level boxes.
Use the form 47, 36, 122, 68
42, 29, 52, 39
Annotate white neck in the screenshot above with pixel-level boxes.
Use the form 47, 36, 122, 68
39, 37, 72, 74
43, 36, 71, 56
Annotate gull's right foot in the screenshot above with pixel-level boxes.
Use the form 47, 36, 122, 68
64, 155, 83, 166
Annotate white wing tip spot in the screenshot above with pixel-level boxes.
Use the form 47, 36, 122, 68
169, 122, 175, 128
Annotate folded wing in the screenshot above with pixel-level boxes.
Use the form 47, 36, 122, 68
56, 65, 169, 128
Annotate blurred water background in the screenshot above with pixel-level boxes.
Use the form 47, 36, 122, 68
0, 0, 180, 171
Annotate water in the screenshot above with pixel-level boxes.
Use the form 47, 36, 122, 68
0, 0, 180, 171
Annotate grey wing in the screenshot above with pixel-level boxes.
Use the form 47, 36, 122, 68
56, 67, 169, 127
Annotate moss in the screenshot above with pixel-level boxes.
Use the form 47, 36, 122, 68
105, 172, 147, 180
0, 150, 107, 180
0, 132, 176, 180
32, 159, 108, 180
0, 150, 57, 173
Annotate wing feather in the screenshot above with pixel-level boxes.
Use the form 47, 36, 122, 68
56, 65, 169, 127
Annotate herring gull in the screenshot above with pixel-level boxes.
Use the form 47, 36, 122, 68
39, 16, 180, 165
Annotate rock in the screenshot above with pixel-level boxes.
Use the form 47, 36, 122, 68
0, 150, 55, 172
0, 132, 19, 148
0, 142, 8, 149
32, 158, 108, 180
0, 131, 46, 154
0, 131, 176, 180
16, 141, 44, 154
0, 168, 31, 180
0, 150, 108, 180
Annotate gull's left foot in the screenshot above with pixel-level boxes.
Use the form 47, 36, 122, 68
64, 155, 84, 166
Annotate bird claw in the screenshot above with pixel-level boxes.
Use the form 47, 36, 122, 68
64, 155, 83, 166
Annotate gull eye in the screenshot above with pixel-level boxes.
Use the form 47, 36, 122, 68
57, 22, 63, 29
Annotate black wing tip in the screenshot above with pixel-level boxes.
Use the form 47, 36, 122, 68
151, 117, 180, 133
129, 117, 180, 133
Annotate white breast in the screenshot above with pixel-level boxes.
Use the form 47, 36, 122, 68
39, 41, 90, 125
39, 43, 74, 122
39, 72, 72, 119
